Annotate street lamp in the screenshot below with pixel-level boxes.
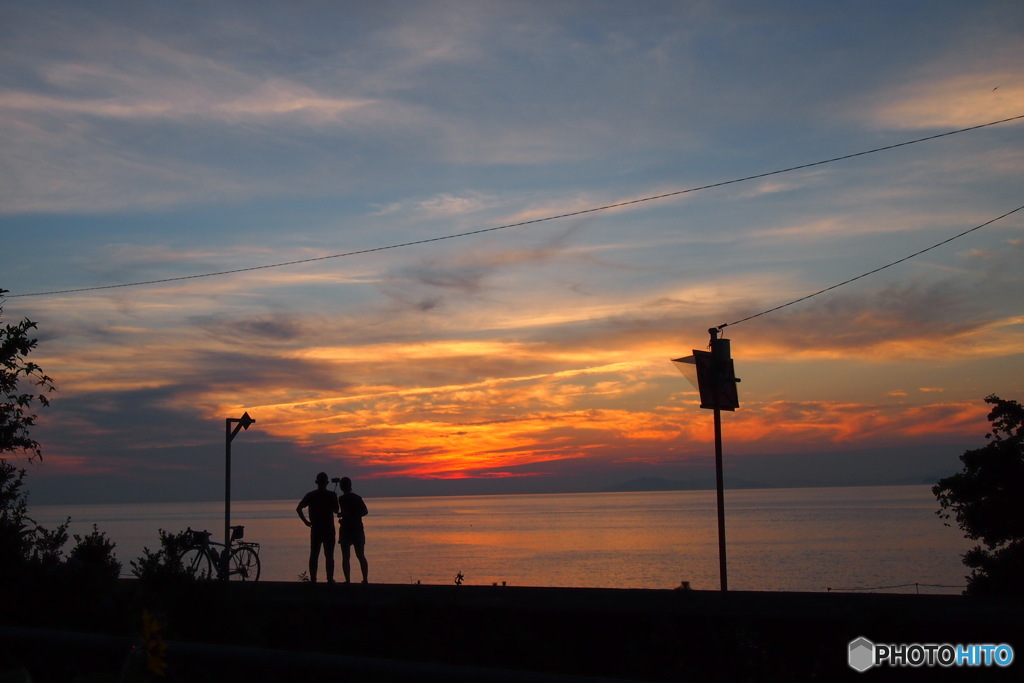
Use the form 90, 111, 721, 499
224, 411, 255, 578
672, 328, 740, 592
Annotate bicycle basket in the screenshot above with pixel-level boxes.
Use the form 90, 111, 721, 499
190, 529, 210, 545
230, 525, 245, 542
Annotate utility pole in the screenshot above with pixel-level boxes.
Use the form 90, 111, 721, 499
672, 328, 740, 592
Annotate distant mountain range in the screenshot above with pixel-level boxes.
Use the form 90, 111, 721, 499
601, 474, 942, 493
601, 476, 766, 492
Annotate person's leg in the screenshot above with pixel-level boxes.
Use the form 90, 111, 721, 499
324, 535, 336, 582
340, 542, 352, 583
308, 534, 321, 582
355, 543, 368, 583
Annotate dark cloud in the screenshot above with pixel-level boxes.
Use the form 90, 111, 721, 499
375, 224, 586, 312
180, 347, 354, 396
31, 349, 354, 466
377, 261, 489, 311
39, 387, 208, 453
736, 266, 1020, 354
27, 438, 328, 505
192, 314, 309, 343
510, 237, 1024, 358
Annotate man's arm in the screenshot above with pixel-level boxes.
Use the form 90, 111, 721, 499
296, 494, 311, 526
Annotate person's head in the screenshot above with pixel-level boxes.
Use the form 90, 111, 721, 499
340, 476, 352, 492
315, 472, 329, 488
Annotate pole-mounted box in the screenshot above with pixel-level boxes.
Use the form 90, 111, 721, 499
672, 329, 740, 411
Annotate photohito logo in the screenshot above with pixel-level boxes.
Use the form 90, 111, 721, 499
848, 637, 1014, 671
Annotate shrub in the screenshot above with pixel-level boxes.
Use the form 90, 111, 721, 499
0, 458, 32, 569
130, 529, 196, 583
70, 524, 122, 580
1, 459, 72, 574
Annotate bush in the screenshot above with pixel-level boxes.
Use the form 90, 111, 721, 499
0, 458, 32, 570
69, 524, 122, 580
30, 517, 69, 569
1, 458, 74, 576
130, 528, 197, 583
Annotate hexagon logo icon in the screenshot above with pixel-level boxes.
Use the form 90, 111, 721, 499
848, 637, 875, 672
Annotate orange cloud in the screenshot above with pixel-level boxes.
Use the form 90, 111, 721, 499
215, 368, 992, 479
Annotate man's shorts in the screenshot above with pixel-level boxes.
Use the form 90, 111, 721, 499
311, 526, 336, 546
340, 528, 365, 548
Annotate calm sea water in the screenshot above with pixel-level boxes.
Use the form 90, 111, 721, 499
31, 485, 972, 593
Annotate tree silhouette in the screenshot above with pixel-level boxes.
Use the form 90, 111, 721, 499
1, 289, 56, 460
934, 395, 1024, 596
0, 289, 73, 576
0, 459, 34, 568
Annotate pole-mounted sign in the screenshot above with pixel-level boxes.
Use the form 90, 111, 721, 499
671, 328, 739, 411
224, 411, 255, 578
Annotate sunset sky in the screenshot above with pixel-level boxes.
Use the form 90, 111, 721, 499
3, 1, 1022, 504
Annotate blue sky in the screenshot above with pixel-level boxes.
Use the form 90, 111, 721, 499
2, 0, 1022, 503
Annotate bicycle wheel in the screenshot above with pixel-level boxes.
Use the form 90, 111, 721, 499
178, 547, 214, 579
228, 546, 261, 581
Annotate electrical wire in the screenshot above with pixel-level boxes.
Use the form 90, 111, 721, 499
718, 203, 1024, 330
8, 113, 1023, 299
826, 582, 966, 593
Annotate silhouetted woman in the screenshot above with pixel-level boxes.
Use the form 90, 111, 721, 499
337, 476, 369, 584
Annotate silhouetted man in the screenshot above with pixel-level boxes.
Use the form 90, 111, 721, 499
337, 476, 369, 584
296, 472, 340, 583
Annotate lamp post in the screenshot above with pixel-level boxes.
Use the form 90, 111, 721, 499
224, 411, 255, 578
672, 328, 739, 592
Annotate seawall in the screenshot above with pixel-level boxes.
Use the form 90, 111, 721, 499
3, 580, 1021, 681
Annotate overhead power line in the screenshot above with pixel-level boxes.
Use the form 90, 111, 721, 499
719, 203, 1024, 330
9, 113, 1024, 299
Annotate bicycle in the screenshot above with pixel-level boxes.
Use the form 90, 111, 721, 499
178, 525, 261, 581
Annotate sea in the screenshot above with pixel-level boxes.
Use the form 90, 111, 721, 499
31, 485, 973, 594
